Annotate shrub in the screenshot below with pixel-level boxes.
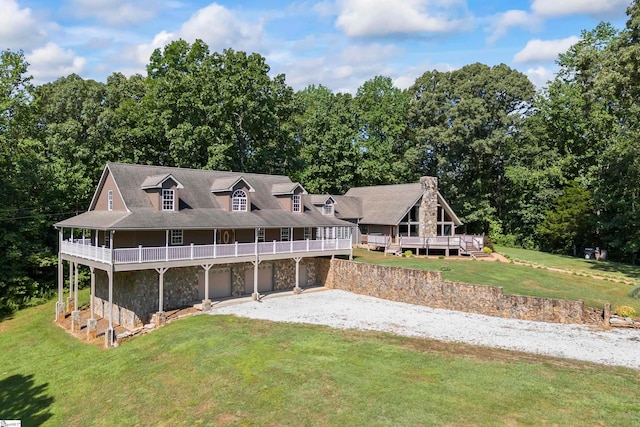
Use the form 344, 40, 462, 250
482, 246, 492, 254
403, 250, 413, 258
629, 286, 640, 299
438, 255, 444, 260
615, 305, 636, 318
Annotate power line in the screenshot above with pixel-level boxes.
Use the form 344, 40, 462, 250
0, 211, 80, 221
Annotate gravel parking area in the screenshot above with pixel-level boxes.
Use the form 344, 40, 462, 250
211, 289, 640, 370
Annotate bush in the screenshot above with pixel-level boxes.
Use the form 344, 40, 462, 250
483, 235, 494, 251
629, 286, 640, 299
403, 250, 413, 258
438, 255, 444, 260
483, 246, 492, 254
615, 305, 636, 318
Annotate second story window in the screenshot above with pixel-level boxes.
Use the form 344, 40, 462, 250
107, 190, 113, 211
162, 189, 175, 211
257, 228, 265, 242
232, 189, 247, 212
292, 194, 301, 213
170, 229, 183, 245
323, 200, 334, 216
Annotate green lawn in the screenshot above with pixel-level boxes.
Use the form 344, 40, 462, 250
1, 294, 639, 426
495, 245, 640, 283
353, 249, 640, 312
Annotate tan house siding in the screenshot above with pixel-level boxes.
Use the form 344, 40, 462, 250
94, 170, 126, 211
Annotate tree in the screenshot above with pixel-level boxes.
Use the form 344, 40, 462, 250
293, 85, 359, 194
537, 182, 594, 255
408, 63, 535, 234
353, 76, 415, 186
0, 51, 57, 313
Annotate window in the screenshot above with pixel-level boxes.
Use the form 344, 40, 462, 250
232, 189, 247, 212
322, 200, 334, 216
292, 194, 301, 213
257, 228, 265, 242
304, 227, 312, 240
280, 228, 290, 241
170, 229, 183, 245
103, 231, 110, 248
162, 189, 175, 211
107, 190, 113, 211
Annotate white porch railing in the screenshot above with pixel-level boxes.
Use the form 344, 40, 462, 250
363, 234, 483, 253
61, 238, 352, 265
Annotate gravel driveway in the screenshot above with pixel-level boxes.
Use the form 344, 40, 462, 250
210, 289, 640, 370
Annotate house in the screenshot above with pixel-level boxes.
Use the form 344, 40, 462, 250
55, 162, 354, 344
343, 177, 483, 256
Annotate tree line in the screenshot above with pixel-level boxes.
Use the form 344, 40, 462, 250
2, 1, 640, 313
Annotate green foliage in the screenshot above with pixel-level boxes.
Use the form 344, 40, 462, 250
537, 182, 594, 254
629, 286, 640, 299
614, 305, 636, 318
482, 246, 492, 255
403, 250, 413, 257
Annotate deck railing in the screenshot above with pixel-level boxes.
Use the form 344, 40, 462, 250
363, 234, 483, 253
61, 238, 352, 265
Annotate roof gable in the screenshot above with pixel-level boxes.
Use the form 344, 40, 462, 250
210, 176, 255, 193
140, 173, 184, 190
88, 164, 129, 212
271, 182, 307, 195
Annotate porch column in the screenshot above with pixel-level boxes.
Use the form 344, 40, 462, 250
67, 260, 74, 312
201, 264, 213, 311
87, 266, 97, 338
251, 252, 260, 301
293, 257, 302, 294
55, 228, 64, 321
153, 267, 168, 326
105, 266, 115, 347
71, 262, 81, 333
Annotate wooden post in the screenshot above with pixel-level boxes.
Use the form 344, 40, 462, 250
293, 257, 302, 293
87, 266, 97, 338
202, 264, 213, 310
56, 228, 64, 321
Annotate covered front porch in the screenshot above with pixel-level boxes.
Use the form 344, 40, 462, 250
55, 225, 350, 347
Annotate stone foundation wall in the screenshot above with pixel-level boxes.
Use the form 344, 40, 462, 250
94, 258, 327, 329
325, 259, 606, 325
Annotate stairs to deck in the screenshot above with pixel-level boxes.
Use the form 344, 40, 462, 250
468, 250, 489, 259
385, 244, 402, 256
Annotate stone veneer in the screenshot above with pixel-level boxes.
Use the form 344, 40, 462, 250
94, 258, 324, 329
323, 259, 607, 325
419, 176, 438, 238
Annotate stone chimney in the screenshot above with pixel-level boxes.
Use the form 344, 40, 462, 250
419, 176, 438, 238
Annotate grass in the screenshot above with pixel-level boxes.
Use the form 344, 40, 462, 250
352, 249, 640, 312
1, 293, 639, 426
495, 246, 640, 283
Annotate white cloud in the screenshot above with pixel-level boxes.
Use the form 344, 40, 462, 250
532, 0, 629, 17
68, 0, 158, 26
0, 0, 47, 49
332, 0, 472, 37
130, 3, 265, 68
26, 43, 86, 83
525, 66, 556, 88
393, 61, 456, 90
486, 10, 541, 44
514, 36, 580, 63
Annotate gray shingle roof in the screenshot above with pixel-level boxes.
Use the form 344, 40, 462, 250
344, 183, 424, 225
140, 174, 183, 189
271, 182, 306, 195
331, 195, 362, 220
56, 163, 354, 230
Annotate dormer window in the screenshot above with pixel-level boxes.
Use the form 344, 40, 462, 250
107, 190, 113, 211
162, 189, 175, 211
232, 189, 248, 212
323, 200, 334, 216
292, 194, 301, 213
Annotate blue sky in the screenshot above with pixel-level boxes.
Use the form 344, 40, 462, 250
1, 0, 631, 92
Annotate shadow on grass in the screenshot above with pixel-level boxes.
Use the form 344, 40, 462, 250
585, 260, 640, 279
0, 374, 54, 425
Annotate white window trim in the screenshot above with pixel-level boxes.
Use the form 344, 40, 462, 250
304, 227, 312, 240
292, 194, 301, 213
280, 228, 290, 241
257, 228, 265, 242
232, 189, 248, 212
170, 229, 183, 245
162, 189, 175, 211
107, 190, 113, 211
322, 202, 334, 216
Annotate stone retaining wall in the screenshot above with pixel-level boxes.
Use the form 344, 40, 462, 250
324, 259, 606, 325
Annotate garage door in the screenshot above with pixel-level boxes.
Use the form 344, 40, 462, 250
244, 264, 273, 294
198, 269, 232, 300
